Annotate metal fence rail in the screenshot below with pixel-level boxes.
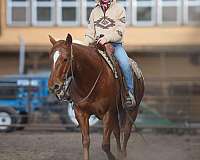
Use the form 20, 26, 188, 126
0, 76, 200, 132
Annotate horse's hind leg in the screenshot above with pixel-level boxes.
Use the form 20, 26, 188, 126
113, 117, 123, 160
121, 119, 132, 158
102, 112, 116, 160
122, 110, 138, 158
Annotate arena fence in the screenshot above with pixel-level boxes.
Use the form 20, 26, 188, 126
0, 76, 199, 132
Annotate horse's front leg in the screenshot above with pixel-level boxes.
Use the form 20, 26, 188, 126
75, 108, 90, 160
102, 111, 116, 160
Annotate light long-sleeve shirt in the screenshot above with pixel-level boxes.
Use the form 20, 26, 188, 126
84, 0, 126, 45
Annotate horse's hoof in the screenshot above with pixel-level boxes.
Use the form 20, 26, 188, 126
121, 151, 127, 159
108, 154, 116, 160
117, 152, 124, 160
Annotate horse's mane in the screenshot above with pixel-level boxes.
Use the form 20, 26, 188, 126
72, 40, 85, 45
72, 42, 99, 60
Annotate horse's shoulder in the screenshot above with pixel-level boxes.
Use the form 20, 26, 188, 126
85, 45, 98, 53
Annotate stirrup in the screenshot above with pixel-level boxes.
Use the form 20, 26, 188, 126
125, 91, 136, 109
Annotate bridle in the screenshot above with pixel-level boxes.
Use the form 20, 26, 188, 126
55, 44, 104, 107
55, 44, 74, 101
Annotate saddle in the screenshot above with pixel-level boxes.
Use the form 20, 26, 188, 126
96, 43, 143, 80
95, 43, 143, 108
97, 45, 118, 79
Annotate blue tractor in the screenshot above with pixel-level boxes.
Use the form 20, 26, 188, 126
0, 74, 100, 132
0, 75, 49, 132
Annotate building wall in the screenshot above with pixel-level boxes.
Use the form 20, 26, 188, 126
135, 53, 200, 78
0, 0, 200, 52
0, 54, 18, 75
0, 0, 200, 77
1, 26, 200, 52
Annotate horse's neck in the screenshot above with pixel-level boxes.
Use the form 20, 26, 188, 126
72, 44, 102, 94
73, 44, 101, 73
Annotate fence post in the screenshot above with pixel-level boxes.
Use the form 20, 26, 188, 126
27, 78, 32, 126
160, 52, 168, 115
19, 35, 25, 75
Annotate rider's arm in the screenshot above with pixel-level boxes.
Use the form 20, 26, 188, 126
84, 10, 96, 45
104, 5, 126, 43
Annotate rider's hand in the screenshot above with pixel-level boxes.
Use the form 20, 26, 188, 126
97, 37, 107, 45
104, 43, 115, 54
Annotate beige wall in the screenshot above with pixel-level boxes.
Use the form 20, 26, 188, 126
135, 54, 200, 78
1, 27, 200, 51
1, 53, 199, 78
164, 56, 200, 78
0, 55, 18, 75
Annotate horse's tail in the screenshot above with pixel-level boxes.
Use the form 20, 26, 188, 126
118, 71, 145, 147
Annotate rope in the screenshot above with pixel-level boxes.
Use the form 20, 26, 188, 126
66, 44, 105, 107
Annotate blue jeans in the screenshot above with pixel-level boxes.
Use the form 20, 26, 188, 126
112, 43, 134, 91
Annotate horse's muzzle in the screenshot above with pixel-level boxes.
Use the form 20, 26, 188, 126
49, 78, 72, 102
48, 83, 62, 94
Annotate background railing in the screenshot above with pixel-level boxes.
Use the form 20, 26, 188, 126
0, 76, 199, 132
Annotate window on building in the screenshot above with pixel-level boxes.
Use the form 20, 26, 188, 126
57, 0, 80, 26
7, 0, 30, 26
132, 0, 156, 26
184, 0, 200, 25
158, 0, 182, 25
82, 0, 96, 26
32, 0, 55, 26
118, 0, 131, 25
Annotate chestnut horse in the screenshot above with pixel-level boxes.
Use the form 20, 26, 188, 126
48, 34, 144, 160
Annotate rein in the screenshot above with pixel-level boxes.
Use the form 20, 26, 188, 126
63, 45, 74, 82
61, 44, 104, 106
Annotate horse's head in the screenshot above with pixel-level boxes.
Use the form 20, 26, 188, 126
48, 34, 73, 100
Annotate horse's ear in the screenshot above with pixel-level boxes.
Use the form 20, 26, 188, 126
49, 35, 56, 45
66, 34, 72, 46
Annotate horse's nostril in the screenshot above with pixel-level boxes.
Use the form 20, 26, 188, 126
54, 84, 60, 90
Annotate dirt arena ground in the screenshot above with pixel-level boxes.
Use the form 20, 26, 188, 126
0, 131, 200, 160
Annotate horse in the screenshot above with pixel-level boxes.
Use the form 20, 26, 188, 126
48, 34, 144, 160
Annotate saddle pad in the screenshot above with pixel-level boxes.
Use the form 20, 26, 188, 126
98, 49, 118, 78
129, 58, 143, 79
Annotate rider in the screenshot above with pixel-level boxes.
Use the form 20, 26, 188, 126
84, 0, 136, 107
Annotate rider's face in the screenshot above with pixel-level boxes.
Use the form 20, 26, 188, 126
100, 0, 110, 4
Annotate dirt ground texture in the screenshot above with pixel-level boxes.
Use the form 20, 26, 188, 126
0, 131, 200, 160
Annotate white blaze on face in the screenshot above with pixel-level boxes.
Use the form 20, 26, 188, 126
53, 51, 60, 68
